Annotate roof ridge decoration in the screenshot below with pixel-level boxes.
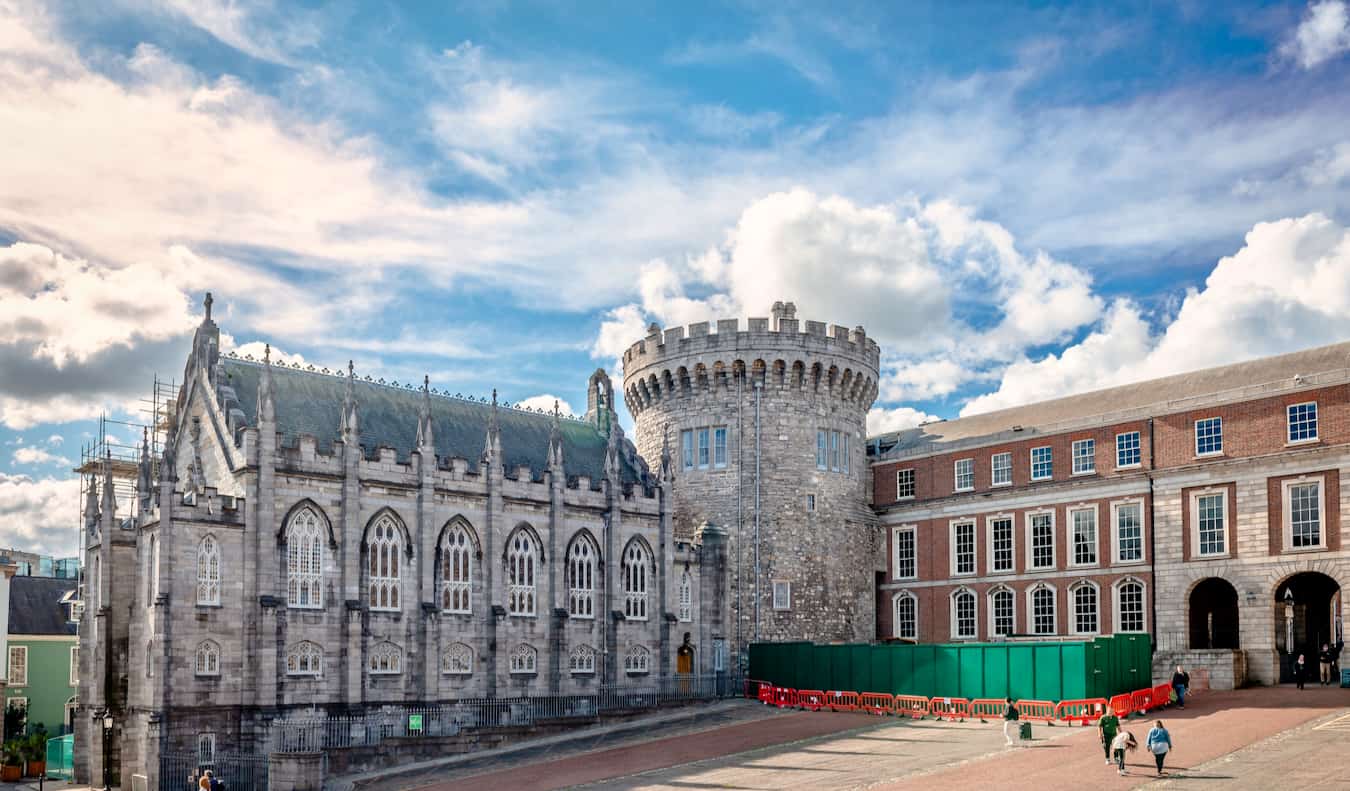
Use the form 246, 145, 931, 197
220, 349, 588, 422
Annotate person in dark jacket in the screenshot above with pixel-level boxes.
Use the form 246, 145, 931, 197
1294, 653, 1309, 689
1319, 643, 1334, 685
1171, 665, 1190, 709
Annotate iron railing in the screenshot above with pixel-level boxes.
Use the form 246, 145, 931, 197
161, 750, 269, 791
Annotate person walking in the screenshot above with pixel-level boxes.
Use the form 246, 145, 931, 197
1146, 720, 1173, 777
1097, 706, 1120, 764
1294, 653, 1309, 690
1171, 664, 1190, 709
1001, 697, 1020, 747
1111, 730, 1138, 776
1319, 643, 1334, 685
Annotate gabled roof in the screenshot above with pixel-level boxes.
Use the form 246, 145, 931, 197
219, 358, 645, 486
870, 339, 1350, 460
8, 576, 78, 636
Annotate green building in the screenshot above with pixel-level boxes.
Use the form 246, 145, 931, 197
5, 576, 79, 735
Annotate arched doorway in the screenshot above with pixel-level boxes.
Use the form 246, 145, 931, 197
1274, 571, 1343, 683
1189, 577, 1240, 649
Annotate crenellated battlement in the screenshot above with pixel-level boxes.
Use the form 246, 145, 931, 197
621, 302, 881, 416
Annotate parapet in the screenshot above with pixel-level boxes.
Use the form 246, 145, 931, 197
622, 313, 881, 374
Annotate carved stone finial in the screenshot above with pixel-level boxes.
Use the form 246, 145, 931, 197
492, 388, 498, 407
203, 292, 213, 322
263, 343, 271, 365
347, 360, 354, 378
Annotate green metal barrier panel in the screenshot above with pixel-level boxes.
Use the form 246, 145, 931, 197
748, 636, 1152, 703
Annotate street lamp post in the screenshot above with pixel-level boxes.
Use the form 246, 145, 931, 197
92, 708, 112, 791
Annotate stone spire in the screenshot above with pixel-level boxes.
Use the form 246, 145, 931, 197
415, 375, 435, 450
258, 343, 276, 424
340, 360, 360, 441
84, 474, 101, 536
482, 388, 502, 464
137, 427, 153, 516
100, 450, 116, 519
659, 423, 673, 482
603, 390, 623, 480
547, 400, 565, 472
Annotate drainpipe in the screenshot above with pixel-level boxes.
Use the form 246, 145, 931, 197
1147, 418, 1157, 654
736, 373, 744, 661
753, 379, 762, 643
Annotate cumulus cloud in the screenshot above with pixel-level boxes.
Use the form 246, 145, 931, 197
514, 394, 576, 415
0, 473, 81, 556
867, 406, 943, 435
1280, 1, 1350, 70
11, 446, 71, 467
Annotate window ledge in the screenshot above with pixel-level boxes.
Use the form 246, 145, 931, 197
1112, 559, 1148, 567
896, 495, 915, 502
1068, 562, 1100, 569
1115, 463, 1142, 471
1285, 438, 1321, 447
954, 487, 974, 493
991, 481, 1013, 488
1283, 545, 1329, 554
1193, 552, 1230, 561
1071, 470, 1097, 477
1030, 476, 1053, 483
1194, 452, 1225, 460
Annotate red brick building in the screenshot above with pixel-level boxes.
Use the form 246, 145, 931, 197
869, 341, 1349, 687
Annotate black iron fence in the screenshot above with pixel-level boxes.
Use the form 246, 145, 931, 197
160, 750, 269, 791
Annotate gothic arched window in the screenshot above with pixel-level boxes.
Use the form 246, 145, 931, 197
439, 522, 473, 614
509, 643, 537, 674
286, 507, 325, 609
442, 643, 473, 676
567, 536, 597, 618
367, 514, 403, 612
197, 535, 221, 606
569, 644, 596, 674
624, 645, 650, 674
195, 640, 220, 676
678, 570, 693, 622
622, 541, 649, 621
368, 642, 402, 675
507, 530, 537, 616
286, 641, 322, 676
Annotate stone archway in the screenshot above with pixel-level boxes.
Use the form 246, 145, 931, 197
1189, 577, 1240, 649
1274, 571, 1342, 683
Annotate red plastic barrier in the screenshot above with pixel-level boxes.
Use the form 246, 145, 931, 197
756, 683, 774, 704
969, 699, 1006, 722
1109, 694, 1133, 718
825, 690, 859, 712
1055, 698, 1109, 726
859, 692, 894, 715
1152, 683, 1172, 709
797, 689, 827, 712
1015, 699, 1057, 723
894, 694, 930, 719
747, 679, 771, 701
772, 687, 799, 708
1130, 688, 1153, 715
928, 697, 971, 721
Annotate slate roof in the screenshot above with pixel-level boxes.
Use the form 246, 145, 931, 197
219, 358, 644, 485
8, 576, 78, 636
870, 339, 1350, 460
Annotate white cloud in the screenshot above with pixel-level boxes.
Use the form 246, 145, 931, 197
227, 340, 307, 367
880, 358, 981, 402
11, 446, 71, 467
46, 434, 62, 445
514, 394, 576, 415
867, 406, 943, 435
0, 473, 81, 555
1280, 1, 1350, 70
145, 0, 321, 66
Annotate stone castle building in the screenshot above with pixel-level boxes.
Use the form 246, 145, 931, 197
622, 301, 880, 658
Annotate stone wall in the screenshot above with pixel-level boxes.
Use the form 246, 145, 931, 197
1152, 649, 1247, 690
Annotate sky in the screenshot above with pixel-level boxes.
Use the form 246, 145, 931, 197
3, 0, 1350, 557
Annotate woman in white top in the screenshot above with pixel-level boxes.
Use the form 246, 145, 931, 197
1110, 731, 1137, 775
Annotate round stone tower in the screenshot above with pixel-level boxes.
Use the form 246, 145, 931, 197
622, 301, 880, 660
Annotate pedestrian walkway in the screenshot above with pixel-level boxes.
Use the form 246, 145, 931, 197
1150, 707, 1350, 789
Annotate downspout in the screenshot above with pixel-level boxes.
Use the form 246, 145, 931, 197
1147, 417, 1157, 653
753, 379, 762, 642
736, 373, 743, 660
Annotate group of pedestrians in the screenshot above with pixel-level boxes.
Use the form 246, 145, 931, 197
1098, 710, 1174, 777
1292, 642, 1343, 688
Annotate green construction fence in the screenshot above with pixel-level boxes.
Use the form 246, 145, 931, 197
749, 634, 1151, 702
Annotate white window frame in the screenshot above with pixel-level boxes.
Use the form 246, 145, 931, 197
988, 586, 1016, 638
1194, 416, 1223, 457
622, 542, 650, 620
624, 645, 651, 675
1282, 475, 1327, 551
1113, 577, 1148, 634
892, 526, 917, 580
954, 458, 975, 492
713, 426, 728, 468
1189, 487, 1229, 558
69, 646, 79, 685
507, 530, 538, 616
1025, 510, 1056, 570
440, 523, 473, 614
830, 430, 841, 472
569, 644, 596, 675
509, 644, 537, 674
1112, 498, 1146, 564
1030, 446, 1053, 481
949, 519, 977, 577
1115, 431, 1142, 469
197, 733, 216, 766
567, 536, 597, 619
681, 429, 694, 471
366, 515, 403, 612
950, 587, 978, 640
1287, 401, 1319, 444
1071, 438, 1096, 475
286, 507, 325, 610
896, 468, 915, 499
816, 430, 828, 470
195, 640, 221, 677
368, 642, 402, 675
892, 590, 918, 640
1068, 506, 1099, 568
986, 515, 1015, 574
7, 646, 26, 686
286, 641, 322, 677
991, 452, 1012, 487
772, 580, 792, 611
697, 427, 711, 469
442, 643, 473, 676
1069, 580, 1100, 636
1027, 583, 1057, 636
806, 493, 816, 512
677, 570, 693, 622
196, 534, 221, 606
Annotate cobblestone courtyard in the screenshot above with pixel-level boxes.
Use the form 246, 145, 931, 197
384, 686, 1349, 791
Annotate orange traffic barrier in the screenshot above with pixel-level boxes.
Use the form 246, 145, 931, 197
772, 687, 798, 708
825, 690, 859, 712
747, 679, 771, 701
1015, 699, 1056, 723
969, 698, 1008, 722
797, 689, 827, 712
859, 692, 894, 715
894, 694, 930, 719
756, 683, 774, 704
1055, 698, 1108, 726
1130, 688, 1153, 715
1109, 694, 1133, 718
1152, 683, 1172, 709
928, 697, 971, 721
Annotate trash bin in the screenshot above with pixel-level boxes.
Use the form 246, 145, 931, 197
1341, 668, 1350, 688
1020, 721, 1032, 741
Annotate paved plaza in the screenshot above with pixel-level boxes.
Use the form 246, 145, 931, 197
377, 686, 1349, 791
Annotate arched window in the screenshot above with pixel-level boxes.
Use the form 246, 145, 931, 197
951, 588, 977, 639
1071, 581, 1099, 635
567, 536, 597, 618
368, 642, 402, 675
1029, 584, 1057, 635
622, 541, 649, 621
569, 644, 596, 674
1116, 579, 1147, 633
893, 592, 917, 640
624, 645, 650, 674
989, 587, 1015, 637
197, 535, 221, 606
507, 531, 537, 616
440, 523, 473, 614
195, 640, 220, 676
287, 507, 325, 609
286, 642, 322, 676
509, 644, 537, 674
146, 640, 154, 677
367, 514, 403, 612
678, 570, 693, 622
442, 643, 473, 676
146, 535, 157, 607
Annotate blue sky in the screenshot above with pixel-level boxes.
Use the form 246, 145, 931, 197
3, 0, 1350, 555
